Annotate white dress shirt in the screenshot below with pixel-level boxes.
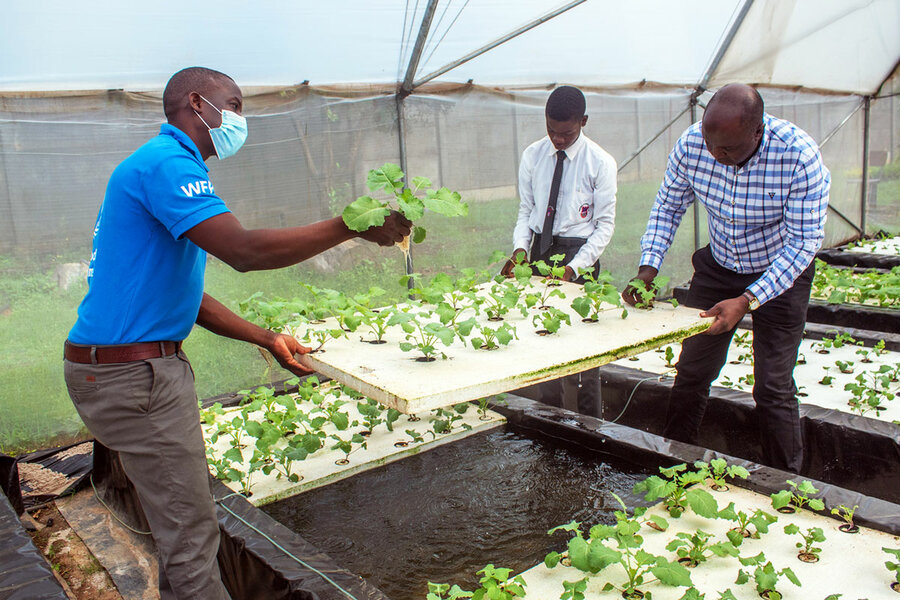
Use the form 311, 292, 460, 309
513, 132, 617, 273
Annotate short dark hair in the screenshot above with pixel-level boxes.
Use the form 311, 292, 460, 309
163, 67, 234, 119
707, 84, 764, 131
546, 86, 586, 122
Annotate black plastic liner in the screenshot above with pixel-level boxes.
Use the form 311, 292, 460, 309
0, 491, 68, 599
89, 442, 388, 600
494, 395, 900, 535
594, 364, 900, 506
673, 285, 900, 334
817, 246, 900, 270
16, 441, 93, 511
0, 455, 23, 516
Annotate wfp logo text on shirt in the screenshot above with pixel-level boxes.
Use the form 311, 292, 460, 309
180, 180, 215, 197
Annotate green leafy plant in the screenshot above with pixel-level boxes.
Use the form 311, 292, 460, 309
830, 504, 858, 532
391, 309, 456, 361
819, 366, 834, 386
627, 275, 671, 309
301, 326, 347, 352
426, 564, 527, 600
856, 339, 887, 363
471, 321, 518, 350
770, 480, 825, 513
570, 268, 621, 321
812, 259, 900, 308
545, 494, 692, 598
883, 547, 900, 590
783, 523, 825, 562
735, 553, 801, 600
811, 332, 861, 354
633, 463, 718, 518
482, 277, 522, 321
430, 404, 472, 435
532, 306, 571, 335
695, 458, 749, 491
835, 359, 855, 374
844, 364, 896, 416
476, 394, 506, 421
718, 502, 777, 544
664, 345, 677, 368
665, 529, 740, 567
341, 162, 468, 257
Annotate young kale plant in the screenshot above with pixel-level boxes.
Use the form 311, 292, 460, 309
665, 529, 740, 567
545, 494, 692, 599
471, 321, 518, 350
632, 463, 719, 519
883, 547, 900, 591
532, 254, 568, 307
734, 552, 801, 600
844, 364, 896, 416
627, 274, 672, 309
532, 305, 571, 335
426, 564, 527, 600
482, 276, 522, 321
341, 162, 468, 258
358, 305, 396, 344
694, 458, 750, 491
856, 339, 887, 363
570, 268, 621, 322
717, 501, 778, 544
396, 309, 456, 361
830, 504, 859, 533
770, 479, 825, 514
429, 404, 472, 435
476, 394, 506, 421
783, 523, 826, 562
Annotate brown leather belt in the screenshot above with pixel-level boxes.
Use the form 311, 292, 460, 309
64, 340, 182, 364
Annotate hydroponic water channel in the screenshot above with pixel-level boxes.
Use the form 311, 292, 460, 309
261, 426, 651, 600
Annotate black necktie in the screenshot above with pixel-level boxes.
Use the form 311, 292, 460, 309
539, 150, 567, 257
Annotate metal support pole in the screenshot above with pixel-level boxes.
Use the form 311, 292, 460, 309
617, 105, 691, 173
690, 95, 701, 252
400, 0, 440, 97
411, 0, 586, 90
697, 0, 755, 92
396, 95, 415, 287
860, 95, 871, 238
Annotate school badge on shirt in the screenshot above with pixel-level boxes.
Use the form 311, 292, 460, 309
580, 203, 591, 219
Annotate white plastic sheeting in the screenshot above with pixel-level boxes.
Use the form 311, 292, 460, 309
1, 0, 897, 94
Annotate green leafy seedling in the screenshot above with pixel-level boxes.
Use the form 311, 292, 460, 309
735, 557, 801, 600
783, 523, 825, 562
770, 479, 825, 513
830, 504, 858, 532
718, 502, 777, 545
666, 529, 740, 567
883, 547, 900, 588
342, 163, 468, 257
633, 463, 718, 519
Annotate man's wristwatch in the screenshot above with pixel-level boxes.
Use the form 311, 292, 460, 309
742, 290, 760, 311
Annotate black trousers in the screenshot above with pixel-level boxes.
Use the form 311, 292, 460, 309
663, 245, 814, 473
530, 236, 600, 415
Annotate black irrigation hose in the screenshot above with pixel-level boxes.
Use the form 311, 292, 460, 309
609, 370, 675, 424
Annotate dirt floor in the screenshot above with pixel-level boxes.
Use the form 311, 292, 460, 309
27, 503, 123, 600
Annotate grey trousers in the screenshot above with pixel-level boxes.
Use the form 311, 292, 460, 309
64, 350, 230, 600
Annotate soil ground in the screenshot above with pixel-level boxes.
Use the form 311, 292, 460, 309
27, 502, 123, 600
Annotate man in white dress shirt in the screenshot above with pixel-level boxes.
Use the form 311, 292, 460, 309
501, 85, 617, 413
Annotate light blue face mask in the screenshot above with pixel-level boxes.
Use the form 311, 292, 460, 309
194, 94, 248, 160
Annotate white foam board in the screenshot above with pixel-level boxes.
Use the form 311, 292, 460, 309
520, 483, 900, 598
290, 279, 711, 413
202, 384, 505, 506
613, 334, 900, 424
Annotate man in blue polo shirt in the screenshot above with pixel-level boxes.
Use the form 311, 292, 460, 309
64, 67, 410, 600
623, 84, 830, 473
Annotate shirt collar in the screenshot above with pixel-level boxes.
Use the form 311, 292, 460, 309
547, 130, 586, 160
159, 123, 208, 171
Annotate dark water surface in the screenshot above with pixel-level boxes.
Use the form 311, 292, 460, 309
262, 426, 652, 600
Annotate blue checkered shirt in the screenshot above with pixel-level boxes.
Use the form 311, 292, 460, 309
640, 114, 830, 305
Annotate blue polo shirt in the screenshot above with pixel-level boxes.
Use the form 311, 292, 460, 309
68, 124, 230, 345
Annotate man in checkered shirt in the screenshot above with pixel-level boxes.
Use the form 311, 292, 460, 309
623, 84, 830, 473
